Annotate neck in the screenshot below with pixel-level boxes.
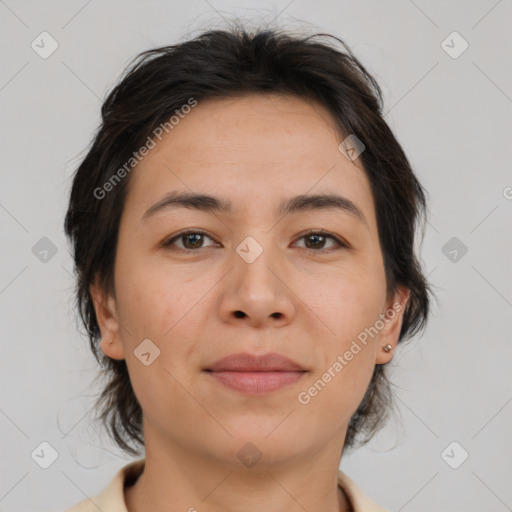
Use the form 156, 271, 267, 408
125, 428, 351, 512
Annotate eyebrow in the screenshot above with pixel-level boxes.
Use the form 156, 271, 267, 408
141, 191, 367, 226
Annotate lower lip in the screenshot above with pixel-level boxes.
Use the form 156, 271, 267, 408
205, 371, 306, 395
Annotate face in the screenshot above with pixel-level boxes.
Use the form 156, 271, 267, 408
91, 93, 409, 468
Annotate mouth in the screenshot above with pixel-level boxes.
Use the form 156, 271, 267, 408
203, 352, 308, 395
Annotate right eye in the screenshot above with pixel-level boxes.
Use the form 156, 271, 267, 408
162, 229, 218, 252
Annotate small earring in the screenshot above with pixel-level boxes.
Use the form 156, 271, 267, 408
383, 344, 393, 353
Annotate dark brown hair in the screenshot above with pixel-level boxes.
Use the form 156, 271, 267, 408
64, 23, 433, 456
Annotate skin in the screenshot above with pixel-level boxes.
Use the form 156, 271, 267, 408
91, 93, 410, 512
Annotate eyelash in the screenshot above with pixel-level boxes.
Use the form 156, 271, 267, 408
162, 229, 349, 253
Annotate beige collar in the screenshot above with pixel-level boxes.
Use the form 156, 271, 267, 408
65, 458, 388, 512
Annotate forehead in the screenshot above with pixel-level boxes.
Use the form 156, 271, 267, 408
124, 93, 376, 226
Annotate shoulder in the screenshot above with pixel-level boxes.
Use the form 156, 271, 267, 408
64, 459, 145, 512
337, 470, 389, 512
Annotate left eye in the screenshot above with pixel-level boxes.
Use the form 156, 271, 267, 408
163, 230, 347, 252
293, 231, 347, 251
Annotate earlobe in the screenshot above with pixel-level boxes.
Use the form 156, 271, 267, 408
99, 334, 125, 360
375, 286, 410, 365
89, 278, 125, 360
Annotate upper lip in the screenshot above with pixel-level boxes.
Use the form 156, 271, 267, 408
205, 352, 306, 372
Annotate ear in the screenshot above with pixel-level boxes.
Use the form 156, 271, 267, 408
375, 285, 410, 364
89, 276, 125, 360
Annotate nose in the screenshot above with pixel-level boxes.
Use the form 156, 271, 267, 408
217, 241, 296, 328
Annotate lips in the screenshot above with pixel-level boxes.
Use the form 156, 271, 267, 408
205, 352, 306, 372
203, 352, 307, 395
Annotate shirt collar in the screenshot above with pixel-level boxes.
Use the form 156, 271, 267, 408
74, 458, 387, 512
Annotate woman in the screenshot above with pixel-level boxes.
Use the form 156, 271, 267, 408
64, 24, 432, 512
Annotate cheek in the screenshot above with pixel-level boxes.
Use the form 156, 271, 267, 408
113, 266, 202, 422
296, 332, 376, 432
114, 251, 200, 338
114, 257, 206, 374
293, 341, 375, 443
293, 263, 384, 414
300, 265, 387, 344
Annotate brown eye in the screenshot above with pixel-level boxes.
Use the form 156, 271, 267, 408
163, 229, 348, 253
294, 231, 348, 251
164, 230, 216, 251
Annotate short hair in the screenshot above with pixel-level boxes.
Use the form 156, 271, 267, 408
64, 23, 433, 456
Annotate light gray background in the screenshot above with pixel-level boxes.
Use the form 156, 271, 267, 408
1, 1, 511, 511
